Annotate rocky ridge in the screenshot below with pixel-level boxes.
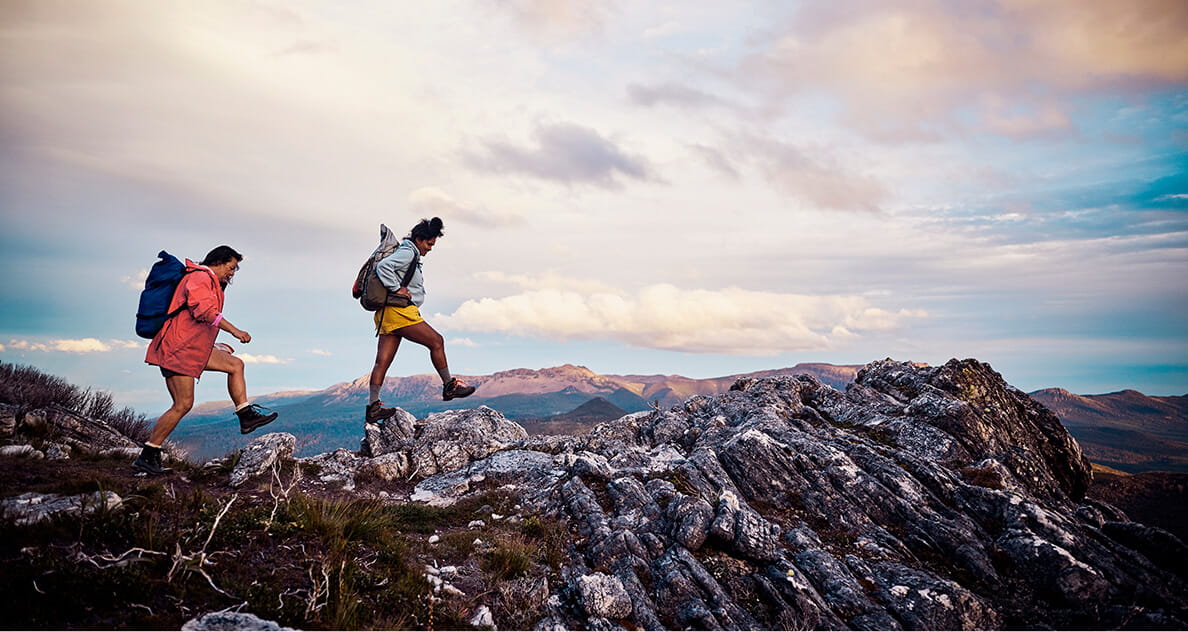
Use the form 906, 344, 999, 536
228, 358, 1186, 629
4, 358, 1186, 629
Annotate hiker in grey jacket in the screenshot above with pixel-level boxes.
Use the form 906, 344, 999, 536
365, 217, 475, 424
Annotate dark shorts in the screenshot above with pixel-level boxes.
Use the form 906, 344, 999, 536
160, 367, 184, 378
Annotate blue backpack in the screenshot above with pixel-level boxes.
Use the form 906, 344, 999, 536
135, 251, 194, 339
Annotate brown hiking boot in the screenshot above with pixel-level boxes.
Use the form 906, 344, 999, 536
365, 400, 397, 424
442, 377, 476, 401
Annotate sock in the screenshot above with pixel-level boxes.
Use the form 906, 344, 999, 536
235, 402, 250, 412
369, 384, 382, 403
437, 367, 452, 385
144, 442, 162, 451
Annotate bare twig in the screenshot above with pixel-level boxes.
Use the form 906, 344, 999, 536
201, 494, 238, 553
76, 547, 167, 569
266, 462, 302, 531
165, 494, 240, 598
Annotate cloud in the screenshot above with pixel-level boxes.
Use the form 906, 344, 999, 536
122, 269, 149, 291
309, 349, 333, 357
464, 122, 657, 188
408, 187, 526, 228
5, 338, 140, 353
238, 354, 292, 365
447, 337, 480, 348
436, 282, 926, 355
627, 82, 730, 110
734, 134, 888, 211
743, 0, 1188, 141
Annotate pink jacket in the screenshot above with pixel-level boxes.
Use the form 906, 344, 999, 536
144, 260, 224, 378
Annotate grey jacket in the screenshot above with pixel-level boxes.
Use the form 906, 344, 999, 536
375, 239, 425, 306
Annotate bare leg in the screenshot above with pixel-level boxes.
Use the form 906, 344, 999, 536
395, 321, 447, 373
205, 347, 247, 407
147, 374, 196, 446
370, 334, 402, 387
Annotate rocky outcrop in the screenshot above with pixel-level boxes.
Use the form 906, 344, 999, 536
0, 403, 140, 456
1, 491, 123, 526
219, 358, 1188, 629
360, 405, 528, 479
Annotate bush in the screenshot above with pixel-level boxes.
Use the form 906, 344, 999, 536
0, 361, 152, 442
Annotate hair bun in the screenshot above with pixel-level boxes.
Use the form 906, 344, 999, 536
429, 217, 443, 230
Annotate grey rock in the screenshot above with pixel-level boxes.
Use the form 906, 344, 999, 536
230, 433, 295, 487
0, 444, 44, 459
360, 407, 417, 457
181, 611, 295, 630
357, 451, 412, 482
2, 491, 122, 526
408, 406, 528, 477
299, 448, 365, 491
577, 572, 633, 619
44, 442, 71, 460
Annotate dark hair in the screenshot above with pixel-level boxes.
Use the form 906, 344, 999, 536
409, 217, 444, 242
201, 245, 244, 267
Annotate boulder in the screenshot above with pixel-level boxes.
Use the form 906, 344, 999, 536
2, 491, 123, 526
230, 433, 296, 487
181, 612, 294, 631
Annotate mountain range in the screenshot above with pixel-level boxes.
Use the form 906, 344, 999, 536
1030, 388, 1188, 473
176, 363, 860, 460
175, 363, 1188, 473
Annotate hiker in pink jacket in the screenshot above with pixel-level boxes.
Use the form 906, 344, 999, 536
135, 246, 277, 475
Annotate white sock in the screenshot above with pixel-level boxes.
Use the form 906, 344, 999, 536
438, 367, 452, 384
236, 402, 250, 412
369, 384, 382, 403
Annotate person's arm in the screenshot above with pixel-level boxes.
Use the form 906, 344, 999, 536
216, 316, 251, 343
185, 272, 250, 342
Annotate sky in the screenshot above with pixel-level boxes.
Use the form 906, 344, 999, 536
1, 0, 1186, 416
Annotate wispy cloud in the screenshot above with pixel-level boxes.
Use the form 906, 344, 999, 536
627, 82, 731, 110
732, 133, 888, 211
238, 354, 292, 365
464, 122, 657, 188
437, 282, 926, 356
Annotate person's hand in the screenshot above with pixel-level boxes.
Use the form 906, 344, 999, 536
396, 287, 411, 298
233, 328, 252, 344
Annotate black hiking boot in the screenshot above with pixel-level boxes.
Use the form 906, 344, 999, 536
442, 377, 476, 401
236, 404, 278, 434
365, 400, 397, 424
132, 446, 171, 476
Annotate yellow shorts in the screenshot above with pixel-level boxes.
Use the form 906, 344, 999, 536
374, 304, 425, 334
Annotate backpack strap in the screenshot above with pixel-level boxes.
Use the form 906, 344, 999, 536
399, 251, 420, 290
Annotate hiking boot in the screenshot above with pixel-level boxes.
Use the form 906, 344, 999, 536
365, 400, 397, 424
442, 377, 476, 401
132, 446, 171, 476
236, 404, 278, 434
